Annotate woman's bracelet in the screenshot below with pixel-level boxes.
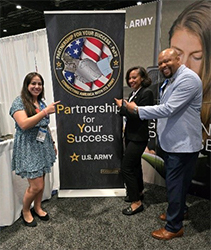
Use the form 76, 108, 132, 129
42, 108, 48, 117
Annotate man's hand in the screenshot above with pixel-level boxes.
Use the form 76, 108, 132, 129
124, 100, 137, 113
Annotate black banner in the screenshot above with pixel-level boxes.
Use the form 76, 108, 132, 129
45, 11, 125, 191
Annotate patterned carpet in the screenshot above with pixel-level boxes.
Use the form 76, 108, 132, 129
0, 183, 210, 250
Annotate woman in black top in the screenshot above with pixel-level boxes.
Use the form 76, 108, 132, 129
115, 66, 153, 215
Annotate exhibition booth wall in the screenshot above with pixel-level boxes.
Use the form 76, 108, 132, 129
0, 0, 210, 226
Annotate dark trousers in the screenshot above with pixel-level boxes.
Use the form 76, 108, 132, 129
164, 151, 199, 232
121, 139, 147, 202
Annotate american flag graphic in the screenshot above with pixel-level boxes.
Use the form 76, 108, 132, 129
63, 37, 112, 91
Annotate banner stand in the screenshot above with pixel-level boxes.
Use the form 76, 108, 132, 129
45, 11, 125, 195
58, 189, 125, 198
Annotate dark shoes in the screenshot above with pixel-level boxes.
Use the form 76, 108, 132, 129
124, 194, 144, 202
21, 210, 37, 227
160, 212, 188, 221
122, 204, 144, 215
31, 208, 50, 221
151, 227, 184, 240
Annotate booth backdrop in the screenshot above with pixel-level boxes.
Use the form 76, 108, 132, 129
0, 0, 209, 203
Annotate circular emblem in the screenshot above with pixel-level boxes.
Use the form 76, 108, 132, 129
53, 28, 121, 99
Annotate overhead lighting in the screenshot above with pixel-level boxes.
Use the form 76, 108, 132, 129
137, 1, 142, 5
16, 5, 22, 9
3, 29, 7, 32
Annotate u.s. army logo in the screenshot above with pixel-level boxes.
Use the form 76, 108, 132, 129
53, 28, 121, 99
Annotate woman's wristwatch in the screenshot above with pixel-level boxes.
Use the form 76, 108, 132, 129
133, 105, 138, 114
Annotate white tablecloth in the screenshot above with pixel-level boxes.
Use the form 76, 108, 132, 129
0, 128, 59, 227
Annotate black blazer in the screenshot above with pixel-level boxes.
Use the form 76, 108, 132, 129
119, 87, 154, 142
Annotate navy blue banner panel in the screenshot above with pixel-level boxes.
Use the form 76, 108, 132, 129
45, 11, 125, 189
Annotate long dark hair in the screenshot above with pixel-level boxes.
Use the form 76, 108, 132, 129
21, 72, 45, 117
169, 0, 211, 142
125, 66, 152, 88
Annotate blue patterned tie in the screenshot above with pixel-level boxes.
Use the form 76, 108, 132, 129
159, 79, 169, 98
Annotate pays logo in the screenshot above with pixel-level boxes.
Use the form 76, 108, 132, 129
53, 28, 121, 99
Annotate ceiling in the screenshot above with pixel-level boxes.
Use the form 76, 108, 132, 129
0, 0, 156, 38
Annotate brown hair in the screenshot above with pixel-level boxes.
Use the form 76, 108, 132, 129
125, 66, 152, 88
21, 72, 45, 117
169, 0, 211, 142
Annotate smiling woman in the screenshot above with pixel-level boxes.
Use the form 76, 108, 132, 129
9, 72, 59, 227
114, 66, 153, 215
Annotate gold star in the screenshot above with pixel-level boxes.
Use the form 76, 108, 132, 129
113, 60, 119, 66
70, 152, 80, 162
56, 61, 62, 67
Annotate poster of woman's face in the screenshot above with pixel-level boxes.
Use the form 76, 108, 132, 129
163, 0, 211, 199
124, 0, 210, 199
